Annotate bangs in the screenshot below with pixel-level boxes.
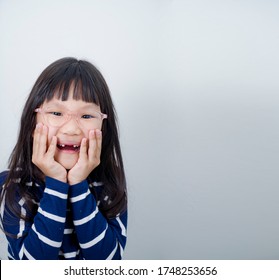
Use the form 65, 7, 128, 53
41, 60, 101, 105
52, 79, 100, 105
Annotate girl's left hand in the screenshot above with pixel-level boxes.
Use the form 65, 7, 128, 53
67, 129, 102, 185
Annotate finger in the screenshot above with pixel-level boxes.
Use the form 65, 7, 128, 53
33, 123, 43, 158
45, 136, 57, 159
32, 123, 41, 161
37, 124, 48, 156
33, 123, 42, 148
88, 130, 97, 158
95, 129, 102, 159
78, 138, 88, 161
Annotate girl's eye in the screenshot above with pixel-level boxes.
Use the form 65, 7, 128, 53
81, 114, 96, 119
48, 112, 63, 117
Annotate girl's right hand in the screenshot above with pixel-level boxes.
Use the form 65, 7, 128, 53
32, 123, 67, 183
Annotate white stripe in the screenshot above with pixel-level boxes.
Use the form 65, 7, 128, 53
18, 199, 26, 238
92, 181, 103, 187
60, 250, 80, 258
19, 198, 25, 206
18, 218, 25, 238
44, 188, 68, 199
64, 228, 74, 234
106, 242, 118, 260
18, 243, 35, 260
32, 224, 62, 248
31, 199, 40, 205
0, 190, 6, 218
18, 244, 24, 259
25, 182, 32, 186
23, 246, 36, 260
73, 207, 99, 226
70, 189, 91, 203
116, 216, 127, 237
120, 244, 124, 257
8, 243, 16, 259
7, 252, 15, 259
38, 207, 65, 223
80, 225, 108, 249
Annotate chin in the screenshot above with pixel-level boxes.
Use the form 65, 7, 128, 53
61, 161, 77, 170
55, 155, 78, 170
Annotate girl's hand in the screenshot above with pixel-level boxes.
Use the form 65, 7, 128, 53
32, 123, 67, 183
67, 129, 102, 185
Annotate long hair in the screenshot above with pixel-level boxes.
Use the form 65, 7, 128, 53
1, 57, 127, 221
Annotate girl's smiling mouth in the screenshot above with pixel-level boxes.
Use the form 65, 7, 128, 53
57, 142, 81, 152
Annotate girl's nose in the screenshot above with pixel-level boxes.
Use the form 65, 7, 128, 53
59, 116, 82, 135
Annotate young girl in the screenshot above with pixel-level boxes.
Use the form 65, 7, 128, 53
0, 57, 127, 260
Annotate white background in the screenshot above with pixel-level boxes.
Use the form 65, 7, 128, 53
0, 0, 279, 260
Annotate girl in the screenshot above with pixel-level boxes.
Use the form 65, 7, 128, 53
0, 57, 127, 260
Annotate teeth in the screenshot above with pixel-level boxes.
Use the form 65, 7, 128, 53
58, 144, 80, 148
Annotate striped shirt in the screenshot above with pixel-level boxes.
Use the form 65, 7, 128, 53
0, 173, 127, 260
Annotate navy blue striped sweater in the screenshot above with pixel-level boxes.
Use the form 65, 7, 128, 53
0, 172, 127, 260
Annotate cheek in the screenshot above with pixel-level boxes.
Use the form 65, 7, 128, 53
36, 113, 44, 124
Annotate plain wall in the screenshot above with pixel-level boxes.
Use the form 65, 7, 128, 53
0, 0, 279, 259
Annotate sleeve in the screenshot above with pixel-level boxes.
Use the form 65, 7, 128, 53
2, 177, 69, 260
69, 180, 127, 260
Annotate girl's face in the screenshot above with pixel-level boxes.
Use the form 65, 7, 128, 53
36, 92, 103, 170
